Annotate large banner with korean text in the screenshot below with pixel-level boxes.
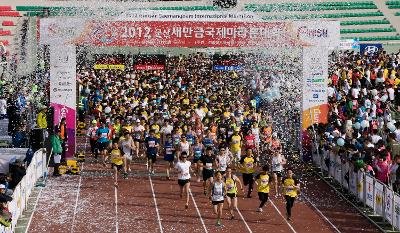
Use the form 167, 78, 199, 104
301, 46, 329, 130
39, 12, 339, 48
50, 45, 76, 157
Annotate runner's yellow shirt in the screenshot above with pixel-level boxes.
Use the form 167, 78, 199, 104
151, 124, 161, 139
231, 135, 241, 152
111, 149, 123, 165
225, 177, 237, 194
256, 173, 270, 193
241, 156, 255, 174
283, 177, 298, 197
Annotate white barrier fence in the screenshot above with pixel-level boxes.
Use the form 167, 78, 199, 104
312, 144, 400, 231
0, 148, 47, 233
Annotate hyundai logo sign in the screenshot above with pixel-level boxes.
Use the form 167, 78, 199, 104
360, 44, 382, 55
365, 46, 379, 54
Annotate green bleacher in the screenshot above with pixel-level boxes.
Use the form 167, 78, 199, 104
262, 11, 384, 20
340, 20, 390, 25
341, 27, 396, 33
342, 35, 400, 41
395, 12, 400, 16
245, 1, 377, 12
18, 5, 217, 17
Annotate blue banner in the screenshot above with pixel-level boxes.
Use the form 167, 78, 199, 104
213, 65, 241, 71
360, 44, 382, 55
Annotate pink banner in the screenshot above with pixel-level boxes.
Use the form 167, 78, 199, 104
71, 21, 301, 47
51, 103, 76, 158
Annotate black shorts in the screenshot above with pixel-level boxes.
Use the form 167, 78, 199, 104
258, 192, 269, 202
226, 193, 237, 199
178, 179, 190, 187
147, 153, 157, 163
134, 138, 141, 143
97, 141, 109, 151
193, 158, 201, 163
112, 163, 123, 171
273, 171, 283, 177
242, 173, 254, 186
203, 169, 214, 181
212, 200, 224, 205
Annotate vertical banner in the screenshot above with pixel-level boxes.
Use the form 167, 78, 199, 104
357, 171, 364, 201
374, 182, 384, 216
394, 193, 400, 230
301, 47, 329, 130
366, 174, 374, 208
386, 188, 394, 223
50, 45, 76, 157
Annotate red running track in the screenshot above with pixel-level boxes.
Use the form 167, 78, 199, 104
27, 160, 381, 233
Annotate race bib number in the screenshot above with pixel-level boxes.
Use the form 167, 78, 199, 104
206, 163, 213, 169
135, 133, 141, 139
149, 141, 155, 147
194, 151, 201, 158
227, 184, 234, 191
233, 140, 238, 144
261, 179, 268, 185
101, 132, 108, 138
166, 148, 173, 154
286, 187, 294, 192
246, 162, 253, 168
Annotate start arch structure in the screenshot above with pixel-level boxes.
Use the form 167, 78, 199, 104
39, 10, 340, 156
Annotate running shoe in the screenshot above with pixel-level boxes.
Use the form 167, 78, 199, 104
123, 173, 128, 179
215, 220, 222, 227
166, 176, 171, 180
257, 208, 263, 212
185, 204, 188, 209
230, 216, 235, 220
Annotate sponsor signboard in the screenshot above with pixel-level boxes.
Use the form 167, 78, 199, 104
213, 65, 241, 71
50, 45, 76, 157
360, 43, 382, 55
93, 64, 125, 70
40, 15, 340, 48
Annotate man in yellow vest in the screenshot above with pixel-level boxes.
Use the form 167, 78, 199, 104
36, 106, 48, 129
282, 168, 300, 221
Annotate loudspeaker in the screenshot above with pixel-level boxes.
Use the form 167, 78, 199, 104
30, 128, 45, 152
213, 0, 237, 8
47, 106, 54, 132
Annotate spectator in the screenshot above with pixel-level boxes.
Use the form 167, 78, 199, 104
51, 130, 63, 176
36, 106, 48, 129
8, 159, 26, 190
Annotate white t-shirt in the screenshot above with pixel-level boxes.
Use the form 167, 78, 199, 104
272, 155, 284, 172
175, 161, 191, 180
133, 125, 145, 139
180, 141, 190, 154
161, 125, 173, 135
121, 139, 133, 155
371, 134, 382, 144
388, 88, 395, 101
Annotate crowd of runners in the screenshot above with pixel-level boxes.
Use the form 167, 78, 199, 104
79, 53, 300, 226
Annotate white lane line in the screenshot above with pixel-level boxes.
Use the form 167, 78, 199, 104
71, 163, 84, 233
149, 175, 164, 233
301, 194, 341, 233
115, 185, 119, 233
25, 186, 44, 233
189, 189, 208, 233
235, 207, 253, 233
270, 200, 298, 233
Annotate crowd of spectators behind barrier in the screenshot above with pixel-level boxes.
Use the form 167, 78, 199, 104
309, 49, 400, 193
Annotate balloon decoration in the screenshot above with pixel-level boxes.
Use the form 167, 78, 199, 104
337, 138, 345, 147
104, 106, 111, 114
353, 122, 361, 130
361, 120, 369, 129
387, 122, 396, 132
